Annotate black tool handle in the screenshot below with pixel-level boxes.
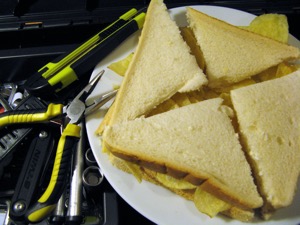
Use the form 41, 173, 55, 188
24, 9, 139, 97
25, 124, 81, 223
9, 129, 54, 223
70, 17, 141, 78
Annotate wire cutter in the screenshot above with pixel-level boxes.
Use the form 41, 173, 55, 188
0, 70, 116, 223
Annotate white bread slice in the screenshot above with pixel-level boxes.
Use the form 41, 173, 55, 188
103, 98, 263, 209
108, 153, 255, 221
186, 7, 300, 88
230, 70, 300, 213
107, 0, 207, 126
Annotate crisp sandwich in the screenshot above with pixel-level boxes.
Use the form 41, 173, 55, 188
97, 1, 300, 222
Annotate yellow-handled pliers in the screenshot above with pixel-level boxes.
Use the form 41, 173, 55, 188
0, 70, 116, 223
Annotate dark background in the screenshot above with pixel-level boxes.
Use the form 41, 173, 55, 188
0, 1, 299, 224
0, 0, 299, 82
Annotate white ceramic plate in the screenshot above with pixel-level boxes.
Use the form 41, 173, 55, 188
85, 5, 300, 225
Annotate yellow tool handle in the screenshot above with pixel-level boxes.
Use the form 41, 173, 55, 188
0, 103, 63, 128
48, 11, 147, 92
25, 123, 81, 223
24, 8, 145, 97
39, 8, 138, 80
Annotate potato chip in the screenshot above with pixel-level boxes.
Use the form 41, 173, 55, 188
214, 79, 256, 93
253, 65, 278, 82
186, 92, 199, 103
194, 186, 231, 217
201, 87, 219, 100
156, 173, 196, 190
124, 161, 143, 183
112, 84, 120, 90
219, 93, 232, 107
171, 93, 192, 106
255, 62, 298, 82
244, 14, 289, 43
102, 140, 109, 153
147, 99, 179, 116
276, 62, 298, 77
187, 90, 204, 102
108, 52, 134, 76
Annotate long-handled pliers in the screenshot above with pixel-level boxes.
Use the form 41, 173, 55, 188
0, 70, 116, 223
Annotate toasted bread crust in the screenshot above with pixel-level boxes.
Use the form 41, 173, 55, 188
107, 143, 259, 210
110, 153, 255, 221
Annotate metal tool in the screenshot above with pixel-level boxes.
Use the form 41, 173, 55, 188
0, 71, 115, 129
0, 83, 19, 109
85, 148, 97, 167
82, 166, 104, 194
24, 8, 146, 98
0, 95, 11, 112
0, 95, 48, 178
84, 89, 117, 116
50, 192, 66, 225
10, 92, 23, 109
6, 83, 18, 108
66, 122, 85, 225
0, 200, 11, 225
0, 70, 116, 223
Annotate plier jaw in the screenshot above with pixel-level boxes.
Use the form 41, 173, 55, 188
64, 70, 103, 124
64, 70, 117, 124
72, 70, 104, 104
23, 72, 106, 223
0, 69, 118, 223
25, 70, 114, 223
84, 89, 117, 116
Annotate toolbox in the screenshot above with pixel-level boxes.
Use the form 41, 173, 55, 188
0, 0, 299, 82
0, 0, 299, 224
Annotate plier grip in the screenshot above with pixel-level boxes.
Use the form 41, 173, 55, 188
1, 70, 116, 223
0, 103, 63, 128
26, 123, 81, 223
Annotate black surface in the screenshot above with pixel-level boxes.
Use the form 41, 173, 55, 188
0, 1, 299, 82
0, 1, 299, 224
